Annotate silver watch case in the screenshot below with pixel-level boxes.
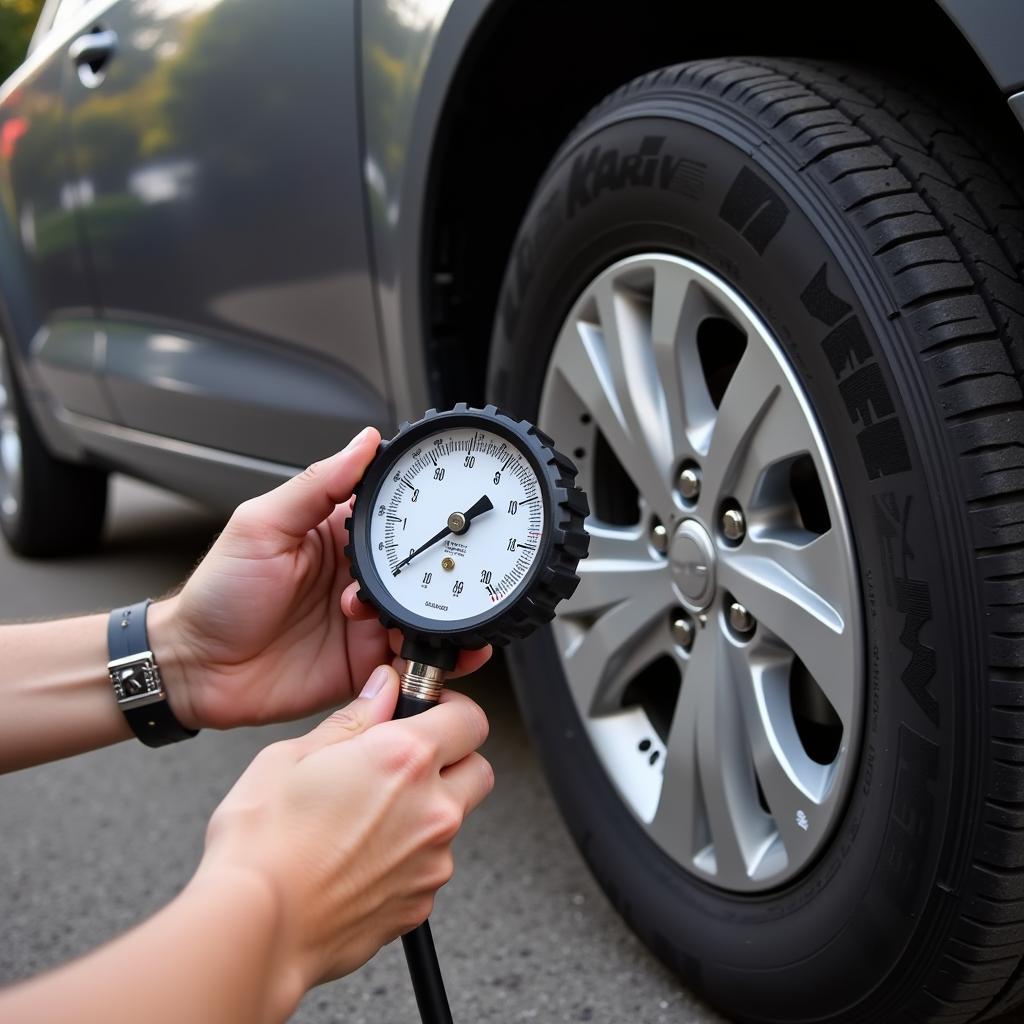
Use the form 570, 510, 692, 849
108, 651, 165, 710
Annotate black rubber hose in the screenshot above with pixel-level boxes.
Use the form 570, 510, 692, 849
399, 922, 454, 1024
392, 670, 454, 1024
394, 692, 439, 720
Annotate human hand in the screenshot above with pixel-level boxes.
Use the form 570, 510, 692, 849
194, 665, 493, 1002
151, 428, 491, 730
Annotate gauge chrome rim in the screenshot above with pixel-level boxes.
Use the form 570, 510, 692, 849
538, 254, 863, 892
0, 335, 22, 524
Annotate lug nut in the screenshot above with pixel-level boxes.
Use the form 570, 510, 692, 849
728, 601, 755, 635
671, 616, 695, 650
722, 507, 746, 542
651, 519, 668, 554
678, 466, 701, 501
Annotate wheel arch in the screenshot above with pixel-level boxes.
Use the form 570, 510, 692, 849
403, 0, 1023, 412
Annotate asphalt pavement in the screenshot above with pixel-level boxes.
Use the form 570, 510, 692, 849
0, 476, 725, 1023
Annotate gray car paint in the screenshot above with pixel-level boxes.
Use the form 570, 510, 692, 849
65, 0, 387, 465
0, 0, 1022, 509
360, 0, 457, 423
938, 0, 1024, 94
0, 10, 99, 428
1, 0, 393, 506
936, 0, 1024, 134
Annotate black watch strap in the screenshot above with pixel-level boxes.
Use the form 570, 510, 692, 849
108, 600, 198, 747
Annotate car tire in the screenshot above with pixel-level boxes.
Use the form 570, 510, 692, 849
489, 58, 1024, 1023
0, 335, 107, 557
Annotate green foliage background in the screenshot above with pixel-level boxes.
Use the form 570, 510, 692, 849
0, 0, 45, 83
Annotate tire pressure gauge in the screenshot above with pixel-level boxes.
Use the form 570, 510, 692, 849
347, 403, 589, 693
345, 404, 589, 1024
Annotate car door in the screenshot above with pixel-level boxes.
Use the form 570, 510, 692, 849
63, 0, 387, 466
0, 0, 113, 426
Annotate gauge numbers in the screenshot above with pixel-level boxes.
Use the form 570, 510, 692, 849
368, 426, 544, 622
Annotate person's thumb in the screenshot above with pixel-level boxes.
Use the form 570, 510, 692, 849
296, 665, 399, 756
228, 426, 380, 546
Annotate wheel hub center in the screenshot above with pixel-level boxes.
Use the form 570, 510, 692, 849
669, 519, 716, 611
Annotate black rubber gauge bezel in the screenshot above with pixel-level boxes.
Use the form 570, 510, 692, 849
345, 404, 589, 654
352, 409, 553, 636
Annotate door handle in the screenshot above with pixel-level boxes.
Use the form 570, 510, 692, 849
69, 28, 117, 88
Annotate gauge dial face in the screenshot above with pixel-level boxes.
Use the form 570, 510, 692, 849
367, 426, 545, 623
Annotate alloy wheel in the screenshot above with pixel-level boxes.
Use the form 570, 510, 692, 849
538, 254, 862, 892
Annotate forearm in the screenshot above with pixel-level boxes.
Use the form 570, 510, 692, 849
0, 868, 301, 1024
0, 602, 186, 773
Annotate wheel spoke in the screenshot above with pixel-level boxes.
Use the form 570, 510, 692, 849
697, 338, 817, 516
652, 628, 768, 882
549, 312, 674, 520
718, 551, 853, 726
589, 278, 679, 518
726, 643, 829, 872
558, 524, 675, 714
745, 528, 848, 625
564, 523, 670, 616
648, 629, 711, 865
650, 261, 719, 460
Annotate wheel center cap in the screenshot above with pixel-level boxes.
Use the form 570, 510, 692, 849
670, 519, 716, 611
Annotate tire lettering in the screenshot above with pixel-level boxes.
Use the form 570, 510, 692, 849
660, 155, 705, 198
840, 363, 895, 425
718, 166, 789, 255
895, 578, 939, 727
568, 136, 664, 216
799, 262, 851, 326
873, 494, 940, 726
616, 152, 642, 186
566, 135, 703, 218
592, 149, 624, 195
801, 262, 911, 479
505, 133, 704, 337
858, 420, 912, 480
822, 316, 872, 376
567, 146, 602, 216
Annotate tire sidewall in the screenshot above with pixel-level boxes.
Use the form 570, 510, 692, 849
489, 98, 965, 1022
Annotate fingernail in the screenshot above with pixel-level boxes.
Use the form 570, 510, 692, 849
344, 427, 373, 452
359, 665, 390, 699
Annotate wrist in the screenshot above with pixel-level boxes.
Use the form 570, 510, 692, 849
186, 863, 307, 1022
147, 596, 201, 731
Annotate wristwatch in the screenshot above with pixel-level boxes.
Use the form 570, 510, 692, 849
108, 600, 198, 747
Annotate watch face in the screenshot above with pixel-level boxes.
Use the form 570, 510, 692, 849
121, 667, 145, 695
366, 426, 545, 625
113, 663, 156, 699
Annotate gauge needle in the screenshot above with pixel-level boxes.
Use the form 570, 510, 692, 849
393, 494, 493, 574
